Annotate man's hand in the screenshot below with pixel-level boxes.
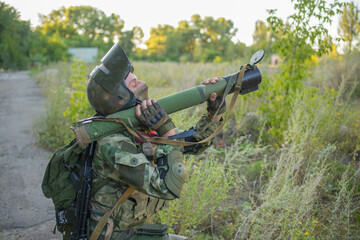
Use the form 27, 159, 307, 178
135, 99, 175, 137
201, 77, 226, 122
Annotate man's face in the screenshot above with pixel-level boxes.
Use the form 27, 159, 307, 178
125, 72, 146, 92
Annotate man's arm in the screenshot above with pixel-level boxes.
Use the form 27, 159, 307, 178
94, 134, 182, 200
181, 77, 226, 155
134, 100, 187, 198
181, 114, 223, 155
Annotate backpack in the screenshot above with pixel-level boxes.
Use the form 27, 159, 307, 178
41, 139, 84, 233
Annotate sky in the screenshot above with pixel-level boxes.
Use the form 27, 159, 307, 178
4, 0, 360, 47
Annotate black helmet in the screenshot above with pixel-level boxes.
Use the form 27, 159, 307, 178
87, 43, 136, 115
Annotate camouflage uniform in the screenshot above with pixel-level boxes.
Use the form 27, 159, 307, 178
88, 114, 222, 240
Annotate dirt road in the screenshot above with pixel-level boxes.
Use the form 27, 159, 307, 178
0, 71, 62, 239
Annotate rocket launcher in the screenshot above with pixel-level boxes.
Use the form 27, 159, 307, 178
72, 50, 265, 148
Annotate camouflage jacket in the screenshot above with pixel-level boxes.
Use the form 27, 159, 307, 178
89, 114, 222, 235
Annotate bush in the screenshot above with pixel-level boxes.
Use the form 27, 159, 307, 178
63, 59, 93, 122
155, 155, 233, 237
34, 60, 95, 149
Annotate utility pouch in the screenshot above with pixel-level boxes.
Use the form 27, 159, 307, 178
135, 223, 169, 236
56, 209, 75, 226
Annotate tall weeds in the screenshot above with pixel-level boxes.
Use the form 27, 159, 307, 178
233, 95, 360, 239
34, 58, 360, 239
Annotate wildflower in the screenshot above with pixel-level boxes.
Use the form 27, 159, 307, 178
311, 97, 314, 101
327, 105, 330, 108
337, 113, 341, 116
304, 232, 308, 236
298, 222, 302, 225
337, 102, 340, 106
173, 119, 177, 123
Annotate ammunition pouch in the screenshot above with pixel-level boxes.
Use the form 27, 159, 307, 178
129, 224, 169, 239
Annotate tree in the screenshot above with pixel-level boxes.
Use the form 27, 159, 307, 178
252, 20, 279, 54
37, 5, 143, 55
65, 6, 124, 43
261, 0, 346, 141
131, 26, 144, 50
338, 2, 360, 51
38, 6, 124, 43
191, 14, 238, 61
145, 14, 239, 62
145, 24, 175, 60
28, 30, 68, 63
267, 0, 345, 90
0, 2, 32, 69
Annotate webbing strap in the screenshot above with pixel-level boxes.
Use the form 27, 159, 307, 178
92, 64, 248, 147
90, 187, 135, 240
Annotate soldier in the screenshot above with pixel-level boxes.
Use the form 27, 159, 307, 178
84, 44, 226, 240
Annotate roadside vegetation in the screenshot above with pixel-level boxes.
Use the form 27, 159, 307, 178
28, 0, 360, 239
33, 49, 360, 238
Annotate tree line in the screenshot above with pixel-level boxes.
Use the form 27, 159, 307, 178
0, 1, 359, 70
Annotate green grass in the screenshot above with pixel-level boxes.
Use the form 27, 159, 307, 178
34, 58, 360, 239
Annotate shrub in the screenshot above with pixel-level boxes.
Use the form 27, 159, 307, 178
156, 155, 233, 237
34, 60, 95, 149
63, 59, 94, 122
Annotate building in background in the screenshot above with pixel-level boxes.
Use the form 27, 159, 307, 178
67, 48, 98, 62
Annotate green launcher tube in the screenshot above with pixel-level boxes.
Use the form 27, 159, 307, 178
72, 68, 261, 148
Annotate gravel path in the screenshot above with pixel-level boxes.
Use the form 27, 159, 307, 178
0, 71, 62, 239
